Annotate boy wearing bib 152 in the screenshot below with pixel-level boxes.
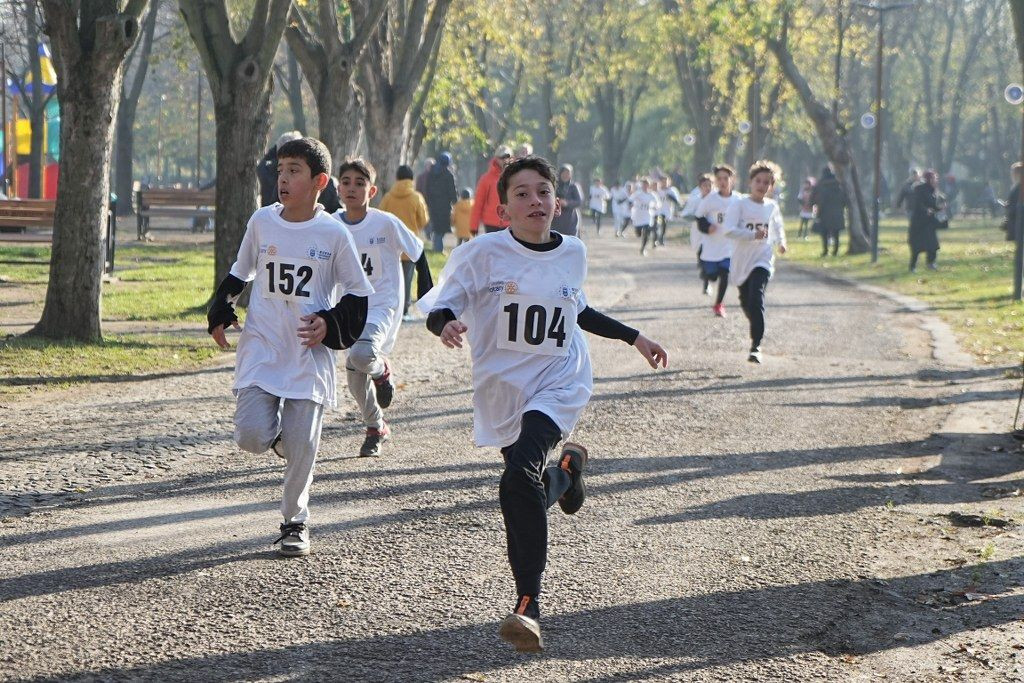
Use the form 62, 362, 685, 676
420, 156, 668, 653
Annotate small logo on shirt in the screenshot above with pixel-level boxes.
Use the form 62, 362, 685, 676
505, 281, 519, 294
487, 280, 506, 294
371, 236, 387, 245
316, 249, 332, 260
267, 245, 278, 256
307, 246, 317, 259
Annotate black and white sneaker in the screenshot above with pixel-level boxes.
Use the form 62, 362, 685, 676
273, 522, 310, 557
359, 423, 391, 457
499, 595, 543, 653
373, 360, 395, 409
748, 346, 762, 364
557, 442, 588, 515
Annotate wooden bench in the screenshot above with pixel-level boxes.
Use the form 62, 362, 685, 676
0, 198, 117, 273
136, 188, 215, 239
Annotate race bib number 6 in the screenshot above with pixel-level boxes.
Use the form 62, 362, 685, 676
497, 293, 577, 357
262, 257, 317, 301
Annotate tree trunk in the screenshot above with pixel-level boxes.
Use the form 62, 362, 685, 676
362, 107, 408, 197
314, 80, 362, 172
285, 45, 307, 134
767, 34, 870, 254
212, 88, 272, 288
28, 103, 45, 197
33, 8, 145, 341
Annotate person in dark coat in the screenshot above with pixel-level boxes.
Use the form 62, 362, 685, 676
909, 169, 946, 272
551, 164, 583, 237
256, 131, 303, 206
809, 166, 847, 257
1002, 163, 1023, 242
895, 168, 920, 218
424, 152, 458, 252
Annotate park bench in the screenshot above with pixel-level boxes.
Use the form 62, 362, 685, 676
0, 198, 117, 274
136, 188, 215, 239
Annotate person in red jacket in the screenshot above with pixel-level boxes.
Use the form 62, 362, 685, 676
471, 145, 513, 234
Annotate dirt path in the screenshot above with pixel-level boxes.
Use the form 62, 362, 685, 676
1, 231, 1022, 682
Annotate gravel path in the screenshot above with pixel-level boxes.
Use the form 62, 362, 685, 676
2, 231, 1022, 682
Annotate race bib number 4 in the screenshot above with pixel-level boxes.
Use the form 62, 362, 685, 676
496, 293, 578, 357
262, 257, 317, 301
360, 245, 383, 283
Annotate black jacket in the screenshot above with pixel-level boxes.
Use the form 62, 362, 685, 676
909, 183, 944, 252
809, 174, 847, 233
424, 166, 458, 231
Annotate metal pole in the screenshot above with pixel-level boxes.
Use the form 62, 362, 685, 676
1, 43, 8, 197
871, 12, 883, 263
195, 71, 201, 188
1014, 179, 1023, 300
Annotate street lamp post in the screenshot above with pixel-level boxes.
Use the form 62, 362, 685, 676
858, 1, 914, 264
1006, 84, 1024, 301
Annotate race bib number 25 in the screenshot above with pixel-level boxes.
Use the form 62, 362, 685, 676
262, 257, 316, 301
496, 293, 578, 357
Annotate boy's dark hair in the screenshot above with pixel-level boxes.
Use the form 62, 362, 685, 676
712, 164, 735, 177
749, 159, 780, 183
698, 173, 713, 184
338, 156, 377, 185
397, 164, 414, 181
277, 137, 332, 178
497, 155, 557, 204
460, 187, 473, 200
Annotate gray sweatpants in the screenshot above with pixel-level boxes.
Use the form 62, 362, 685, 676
234, 386, 325, 524
346, 322, 388, 430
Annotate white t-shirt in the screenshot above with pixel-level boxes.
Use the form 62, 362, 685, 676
229, 204, 374, 407
682, 186, 704, 250
610, 186, 630, 216
334, 207, 424, 355
696, 190, 742, 262
723, 196, 787, 286
589, 184, 611, 213
418, 229, 592, 448
658, 186, 681, 219
629, 190, 661, 227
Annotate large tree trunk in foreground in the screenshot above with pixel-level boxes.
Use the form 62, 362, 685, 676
32, 2, 147, 341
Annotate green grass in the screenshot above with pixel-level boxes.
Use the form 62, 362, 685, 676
0, 240, 450, 395
0, 333, 220, 395
783, 216, 1022, 364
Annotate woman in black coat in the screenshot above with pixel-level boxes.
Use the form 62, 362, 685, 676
809, 166, 848, 257
908, 170, 946, 272
424, 152, 458, 252
551, 164, 583, 237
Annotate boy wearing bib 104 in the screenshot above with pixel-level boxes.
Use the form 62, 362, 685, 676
420, 156, 668, 653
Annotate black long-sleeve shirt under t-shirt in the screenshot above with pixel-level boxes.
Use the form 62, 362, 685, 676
426, 231, 639, 344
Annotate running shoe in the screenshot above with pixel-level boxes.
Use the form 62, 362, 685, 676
359, 423, 391, 457
703, 281, 712, 296
713, 303, 726, 317
499, 595, 543, 653
273, 522, 310, 557
748, 346, 762, 364
373, 360, 395, 408
557, 442, 588, 515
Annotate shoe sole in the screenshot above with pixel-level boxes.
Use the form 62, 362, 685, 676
498, 614, 544, 653
277, 545, 311, 557
558, 442, 589, 514
359, 433, 390, 457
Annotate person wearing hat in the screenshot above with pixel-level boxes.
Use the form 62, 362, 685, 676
424, 152, 458, 252
552, 163, 583, 237
471, 145, 513, 234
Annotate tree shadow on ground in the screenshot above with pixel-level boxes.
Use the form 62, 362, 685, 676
21, 558, 1024, 683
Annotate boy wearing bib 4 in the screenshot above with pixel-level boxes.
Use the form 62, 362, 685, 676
207, 138, 374, 557
420, 156, 668, 653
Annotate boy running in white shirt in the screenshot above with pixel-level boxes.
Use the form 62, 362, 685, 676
696, 164, 741, 317
420, 156, 668, 653
720, 160, 788, 363
630, 178, 662, 255
588, 178, 611, 235
655, 177, 682, 247
682, 174, 713, 294
610, 180, 630, 237
207, 138, 374, 557
334, 157, 434, 456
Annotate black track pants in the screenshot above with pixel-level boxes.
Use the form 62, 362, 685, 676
738, 267, 771, 349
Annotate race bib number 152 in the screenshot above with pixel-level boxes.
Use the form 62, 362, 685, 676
496, 293, 577, 357
262, 257, 317, 301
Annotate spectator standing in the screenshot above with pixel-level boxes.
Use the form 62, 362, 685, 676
809, 167, 847, 257
1003, 163, 1024, 242
908, 170, 946, 272
471, 145, 513, 234
552, 164, 584, 237
424, 152, 458, 252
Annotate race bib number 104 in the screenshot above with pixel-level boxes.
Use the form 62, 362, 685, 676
262, 257, 317, 301
496, 293, 578, 357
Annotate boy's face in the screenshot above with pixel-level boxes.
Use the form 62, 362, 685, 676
715, 171, 733, 194
699, 180, 712, 196
497, 168, 559, 229
749, 171, 774, 199
338, 169, 378, 210
641, 180, 650, 192
277, 156, 328, 207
